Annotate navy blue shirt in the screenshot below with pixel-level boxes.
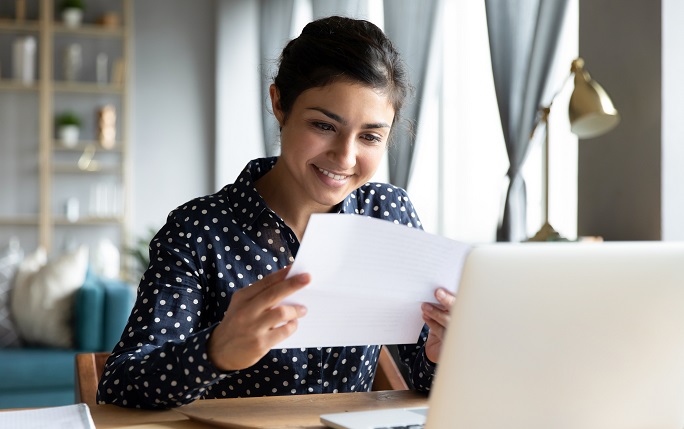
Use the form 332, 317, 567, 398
97, 157, 437, 409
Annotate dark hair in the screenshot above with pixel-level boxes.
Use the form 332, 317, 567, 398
273, 16, 411, 130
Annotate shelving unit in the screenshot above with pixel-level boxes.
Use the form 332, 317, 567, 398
0, 0, 132, 277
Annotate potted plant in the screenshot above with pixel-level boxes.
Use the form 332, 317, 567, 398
60, 0, 84, 28
56, 111, 81, 147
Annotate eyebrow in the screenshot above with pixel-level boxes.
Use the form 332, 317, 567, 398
307, 107, 391, 129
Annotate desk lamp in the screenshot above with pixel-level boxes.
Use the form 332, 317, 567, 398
527, 57, 620, 242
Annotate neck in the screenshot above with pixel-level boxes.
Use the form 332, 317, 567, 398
255, 163, 333, 240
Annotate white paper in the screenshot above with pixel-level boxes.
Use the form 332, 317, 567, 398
0, 403, 95, 429
276, 214, 471, 349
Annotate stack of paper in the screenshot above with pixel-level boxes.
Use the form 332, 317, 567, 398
0, 403, 95, 429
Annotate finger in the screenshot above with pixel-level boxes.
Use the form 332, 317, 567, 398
237, 266, 293, 300
422, 302, 451, 329
265, 318, 300, 346
257, 272, 311, 308
422, 314, 446, 341
260, 303, 307, 330
435, 288, 456, 309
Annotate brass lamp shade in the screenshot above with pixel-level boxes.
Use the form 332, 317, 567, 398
568, 58, 620, 139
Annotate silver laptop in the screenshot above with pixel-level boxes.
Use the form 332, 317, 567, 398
321, 242, 684, 429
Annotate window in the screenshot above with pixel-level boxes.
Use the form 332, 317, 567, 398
410, 0, 578, 243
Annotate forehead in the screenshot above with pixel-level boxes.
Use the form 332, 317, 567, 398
293, 80, 395, 122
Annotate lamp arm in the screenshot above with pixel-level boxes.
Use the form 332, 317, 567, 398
529, 71, 575, 139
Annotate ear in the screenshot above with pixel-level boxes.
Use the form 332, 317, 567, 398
270, 84, 285, 127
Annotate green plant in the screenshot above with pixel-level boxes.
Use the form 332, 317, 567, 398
56, 111, 81, 128
126, 227, 158, 282
60, 0, 84, 10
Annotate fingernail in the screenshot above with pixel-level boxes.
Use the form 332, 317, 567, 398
298, 305, 308, 316
436, 289, 446, 299
421, 303, 432, 312
294, 273, 310, 284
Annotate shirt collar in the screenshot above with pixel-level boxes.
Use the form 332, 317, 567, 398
227, 157, 277, 228
227, 157, 360, 226
338, 190, 359, 214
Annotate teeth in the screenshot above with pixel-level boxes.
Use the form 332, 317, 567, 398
318, 167, 348, 181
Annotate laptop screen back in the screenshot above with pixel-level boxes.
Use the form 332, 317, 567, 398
426, 242, 684, 429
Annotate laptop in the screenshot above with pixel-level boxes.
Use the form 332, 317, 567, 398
321, 241, 684, 429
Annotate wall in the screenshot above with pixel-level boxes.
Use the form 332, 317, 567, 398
131, 0, 216, 240
662, 0, 684, 241
577, 0, 662, 240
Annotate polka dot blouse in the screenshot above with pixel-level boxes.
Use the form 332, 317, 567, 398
97, 157, 437, 409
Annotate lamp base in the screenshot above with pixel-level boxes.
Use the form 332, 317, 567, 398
526, 222, 570, 242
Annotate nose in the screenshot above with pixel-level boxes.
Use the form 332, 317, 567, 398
330, 134, 356, 169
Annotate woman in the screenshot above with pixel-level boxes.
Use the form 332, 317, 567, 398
98, 15, 455, 409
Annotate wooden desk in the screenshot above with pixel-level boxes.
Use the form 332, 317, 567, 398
90, 390, 428, 429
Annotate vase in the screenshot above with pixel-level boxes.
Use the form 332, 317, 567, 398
63, 44, 82, 82
62, 8, 83, 28
96, 53, 108, 85
12, 36, 36, 85
97, 105, 116, 149
59, 125, 80, 147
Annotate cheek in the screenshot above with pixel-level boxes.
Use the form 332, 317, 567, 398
359, 147, 386, 174
281, 126, 326, 157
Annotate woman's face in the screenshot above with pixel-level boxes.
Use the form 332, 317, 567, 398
271, 80, 395, 210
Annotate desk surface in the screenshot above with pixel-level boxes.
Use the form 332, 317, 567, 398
90, 390, 428, 429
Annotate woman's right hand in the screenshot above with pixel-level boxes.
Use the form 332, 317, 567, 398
207, 266, 310, 372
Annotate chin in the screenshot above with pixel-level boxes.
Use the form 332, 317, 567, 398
314, 189, 351, 208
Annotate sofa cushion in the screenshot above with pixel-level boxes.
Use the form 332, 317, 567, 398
102, 278, 135, 350
11, 246, 88, 348
0, 348, 76, 390
74, 273, 105, 351
0, 239, 23, 347
0, 387, 74, 409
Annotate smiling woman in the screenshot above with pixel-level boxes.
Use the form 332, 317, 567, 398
97, 15, 454, 410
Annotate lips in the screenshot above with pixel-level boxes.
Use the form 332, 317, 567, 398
317, 167, 350, 181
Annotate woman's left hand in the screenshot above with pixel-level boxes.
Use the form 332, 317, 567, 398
421, 288, 456, 364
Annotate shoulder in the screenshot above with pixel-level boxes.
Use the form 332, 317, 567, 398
167, 189, 231, 222
347, 183, 422, 229
352, 182, 408, 204
157, 189, 239, 242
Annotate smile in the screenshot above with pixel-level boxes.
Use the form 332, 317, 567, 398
317, 167, 349, 181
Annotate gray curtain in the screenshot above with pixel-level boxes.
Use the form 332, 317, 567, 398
485, 0, 569, 242
311, 0, 369, 19
259, 0, 295, 157
383, 0, 440, 190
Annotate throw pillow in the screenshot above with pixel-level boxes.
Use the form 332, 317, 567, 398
0, 239, 24, 347
11, 245, 88, 348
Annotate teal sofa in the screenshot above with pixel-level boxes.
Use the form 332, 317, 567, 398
0, 272, 135, 409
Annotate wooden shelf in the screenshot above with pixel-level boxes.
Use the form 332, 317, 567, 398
53, 216, 124, 225
52, 23, 124, 38
0, 216, 40, 226
0, 0, 132, 278
52, 164, 121, 174
52, 141, 123, 152
52, 81, 124, 94
0, 20, 40, 32
0, 80, 40, 91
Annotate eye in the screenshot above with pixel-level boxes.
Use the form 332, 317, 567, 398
312, 121, 335, 132
360, 134, 383, 144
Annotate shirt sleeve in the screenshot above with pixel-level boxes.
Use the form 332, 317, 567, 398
96, 210, 232, 409
397, 325, 436, 392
